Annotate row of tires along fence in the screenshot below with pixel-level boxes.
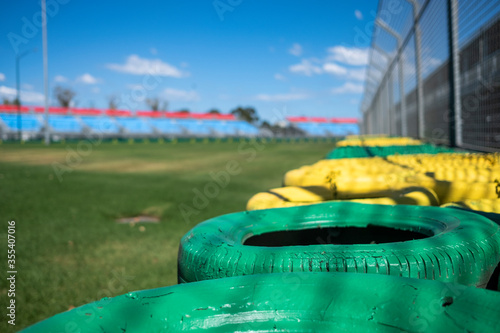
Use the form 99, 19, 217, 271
23, 136, 500, 332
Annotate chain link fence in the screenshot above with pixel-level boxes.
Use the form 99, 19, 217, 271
361, 0, 500, 152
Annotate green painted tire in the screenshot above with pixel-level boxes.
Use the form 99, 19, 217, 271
443, 205, 500, 226
22, 272, 500, 332
178, 202, 500, 286
325, 144, 458, 159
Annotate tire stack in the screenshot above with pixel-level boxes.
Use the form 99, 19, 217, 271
24, 136, 500, 332
247, 138, 499, 210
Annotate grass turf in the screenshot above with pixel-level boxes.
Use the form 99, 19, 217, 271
0, 140, 335, 330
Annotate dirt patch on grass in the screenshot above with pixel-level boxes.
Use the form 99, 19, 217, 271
116, 215, 160, 224
0, 149, 242, 174
78, 159, 181, 173
0, 149, 69, 164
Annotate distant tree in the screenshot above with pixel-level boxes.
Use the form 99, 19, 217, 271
208, 108, 220, 114
259, 120, 305, 136
145, 97, 159, 111
146, 97, 168, 112
260, 120, 271, 130
231, 106, 259, 123
54, 86, 76, 108
2, 97, 20, 106
178, 109, 190, 113
108, 95, 118, 110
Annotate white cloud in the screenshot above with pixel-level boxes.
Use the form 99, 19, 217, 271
127, 84, 143, 90
91, 87, 100, 94
288, 43, 303, 56
331, 82, 364, 94
107, 55, 186, 78
150, 47, 158, 55
163, 88, 199, 101
327, 46, 369, 66
347, 68, 366, 81
274, 73, 286, 81
22, 83, 34, 91
323, 62, 348, 76
355, 10, 363, 20
255, 93, 309, 101
76, 73, 100, 84
0, 73, 5, 81
54, 75, 68, 83
289, 59, 322, 76
0, 85, 44, 103
323, 63, 365, 81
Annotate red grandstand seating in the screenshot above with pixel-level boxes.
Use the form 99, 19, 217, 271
0, 105, 240, 122
287, 116, 308, 122
106, 109, 131, 117
287, 116, 359, 124
330, 118, 358, 124
310, 117, 328, 123
166, 112, 190, 118
137, 111, 164, 117
216, 114, 236, 120
72, 108, 102, 116
48, 107, 69, 114
0, 105, 30, 113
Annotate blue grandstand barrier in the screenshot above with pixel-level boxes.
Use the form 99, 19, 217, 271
48, 115, 82, 133
80, 116, 119, 134
115, 118, 152, 134
176, 119, 212, 136
0, 113, 42, 132
0, 107, 357, 140
148, 118, 183, 135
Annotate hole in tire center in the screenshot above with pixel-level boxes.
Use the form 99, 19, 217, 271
244, 225, 430, 247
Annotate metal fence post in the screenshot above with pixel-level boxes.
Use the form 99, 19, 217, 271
388, 74, 394, 136
447, 0, 462, 147
398, 55, 407, 136
406, 0, 425, 139
375, 18, 406, 136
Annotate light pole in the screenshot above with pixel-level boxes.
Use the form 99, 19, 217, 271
42, 0, 50, 145
15, 49, 36, 141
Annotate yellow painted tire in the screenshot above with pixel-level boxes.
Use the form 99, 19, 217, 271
247, 186, 440, 210
433, 181, 499, 204
442, 199, 500, 214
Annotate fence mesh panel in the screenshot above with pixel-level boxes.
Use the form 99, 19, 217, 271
362, 0, 500, 151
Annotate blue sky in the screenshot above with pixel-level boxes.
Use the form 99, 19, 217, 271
0, 1, 377, 122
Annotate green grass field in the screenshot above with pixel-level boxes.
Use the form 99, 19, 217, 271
0, 140, 335, 331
